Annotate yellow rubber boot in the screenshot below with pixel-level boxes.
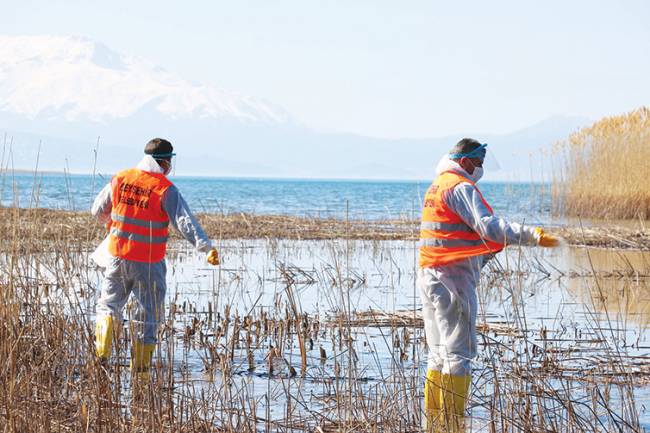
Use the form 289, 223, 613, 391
130, 341, 155, 381
424, 369, 442, 431
95, 315, 114, 361
440, 374, 471, 431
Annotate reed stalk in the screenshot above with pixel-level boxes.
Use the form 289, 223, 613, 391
552, 106, 650, 220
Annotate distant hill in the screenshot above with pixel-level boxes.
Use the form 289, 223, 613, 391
0, 35, 590, 181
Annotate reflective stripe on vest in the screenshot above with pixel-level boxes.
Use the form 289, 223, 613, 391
420, 221, 475, 233
110, 227, 169, 244
108, 168, 172, 263
111, 213, 170, 229
419, 171, 503, 267
419, 238, 487, 248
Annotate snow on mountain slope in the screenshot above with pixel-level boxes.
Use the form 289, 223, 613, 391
0, 35, 591, 180
0, 35, 292, 124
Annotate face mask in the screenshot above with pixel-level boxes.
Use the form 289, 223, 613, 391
469, 166, 483, 182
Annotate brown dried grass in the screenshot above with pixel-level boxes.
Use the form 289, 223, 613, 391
1, 207, 648, 252
552, 107, 650, 220
0, 206, 647, 432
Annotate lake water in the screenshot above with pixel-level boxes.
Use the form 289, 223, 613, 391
5, 169, 646, 430
1, 172, 552, 224
85, 239, 650, 430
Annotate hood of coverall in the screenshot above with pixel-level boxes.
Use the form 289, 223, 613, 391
435, 148, 499, 182
136, 155, 166, 174
435, 156, 474, 179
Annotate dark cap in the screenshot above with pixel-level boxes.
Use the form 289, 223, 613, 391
144, 138, 175, 160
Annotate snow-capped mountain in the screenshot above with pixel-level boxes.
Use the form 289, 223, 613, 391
0, 34, 590, 180
0, 35, 292, 125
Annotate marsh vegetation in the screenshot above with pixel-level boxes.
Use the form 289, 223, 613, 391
0, 209, 648, 432
552, 106, 650, 220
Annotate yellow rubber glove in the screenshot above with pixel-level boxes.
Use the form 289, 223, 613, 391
206, 248, 220, 265
535, 227, 560, 247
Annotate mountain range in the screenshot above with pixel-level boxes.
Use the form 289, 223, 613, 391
0, 35, 590, 181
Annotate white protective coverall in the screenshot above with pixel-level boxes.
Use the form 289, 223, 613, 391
91, 155, 214, 345
418, 157, 539, 377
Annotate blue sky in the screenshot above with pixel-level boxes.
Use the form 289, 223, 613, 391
3, 0, 650, 139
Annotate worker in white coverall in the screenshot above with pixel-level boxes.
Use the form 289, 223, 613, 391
91, 138, 220, 379
419, 138, 559, 431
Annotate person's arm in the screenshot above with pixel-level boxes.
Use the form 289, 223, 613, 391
445, 183, 538, 246
481, 254, 494, 268
91, 182, 113, 224
162, 185, 213, 253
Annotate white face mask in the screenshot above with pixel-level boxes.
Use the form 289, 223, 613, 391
468, 166, 483, 183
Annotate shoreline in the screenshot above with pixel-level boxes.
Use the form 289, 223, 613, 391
1, 207, 648, 250
1, 169, 547, 184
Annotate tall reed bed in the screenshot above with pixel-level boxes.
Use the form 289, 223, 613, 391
552, 107, 650, 220
0, 206, 647, 432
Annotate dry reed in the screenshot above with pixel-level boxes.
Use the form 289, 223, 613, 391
0, 206, 648, 431
552, 107, 650, 220
1, 208, 649, 251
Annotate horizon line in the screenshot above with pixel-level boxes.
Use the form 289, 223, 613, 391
1, 168, 546, 184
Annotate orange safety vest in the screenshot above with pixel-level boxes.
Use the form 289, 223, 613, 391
108, 168, 172, 263
419, 171, 503, 268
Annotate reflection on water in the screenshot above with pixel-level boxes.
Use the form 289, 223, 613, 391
83, 239, 650, 429
564, 245, 650, 272
557, 247, 650, 325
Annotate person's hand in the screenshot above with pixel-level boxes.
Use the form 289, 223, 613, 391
206, 248, 220, 265
535, 227, 560, 247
